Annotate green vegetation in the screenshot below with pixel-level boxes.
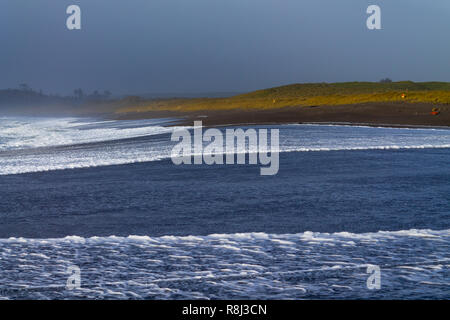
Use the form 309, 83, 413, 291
3, 81, 448, 115
117, 81, 450, 114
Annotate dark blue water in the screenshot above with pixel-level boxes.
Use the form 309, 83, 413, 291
0, 121, 449, 299
1, 148, 449, 238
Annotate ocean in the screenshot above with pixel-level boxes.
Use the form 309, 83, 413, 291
0, 117, 449, 299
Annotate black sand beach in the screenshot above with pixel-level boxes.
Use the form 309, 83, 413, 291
114, 102, 450, 128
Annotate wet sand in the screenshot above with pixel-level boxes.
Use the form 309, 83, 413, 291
114, 102, 450, 128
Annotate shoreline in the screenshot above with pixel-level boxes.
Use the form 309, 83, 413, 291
112, 102, 450, 129
186, 121, 450, 130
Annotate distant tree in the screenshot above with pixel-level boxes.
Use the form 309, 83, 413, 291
379, 78, 392, 83
85, 89, 112, 101
86, 90, 111, 101
103, 90, 112, 99
19, 83, 31, 91
74, 88, 84, 99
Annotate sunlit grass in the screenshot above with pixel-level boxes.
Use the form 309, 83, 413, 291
116, 82, 450, 113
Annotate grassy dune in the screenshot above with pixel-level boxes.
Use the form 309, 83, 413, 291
116, 81, 450, 114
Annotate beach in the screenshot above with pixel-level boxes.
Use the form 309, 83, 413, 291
115, 102, 450, 128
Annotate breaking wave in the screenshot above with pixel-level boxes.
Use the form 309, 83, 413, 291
1, 117, 450, 175
1, 228, 448, 299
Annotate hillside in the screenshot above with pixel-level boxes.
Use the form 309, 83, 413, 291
116, 81, 450, 114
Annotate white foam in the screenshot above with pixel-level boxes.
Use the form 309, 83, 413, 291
0, 117, 183, 151
1, 228, 448, 244
1, 119, 450, 175
0, 229, 448, 299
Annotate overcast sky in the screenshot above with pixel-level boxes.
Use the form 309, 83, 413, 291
0, 0, 449, 95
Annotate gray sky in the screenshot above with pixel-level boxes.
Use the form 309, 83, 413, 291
0, 0, 449, 95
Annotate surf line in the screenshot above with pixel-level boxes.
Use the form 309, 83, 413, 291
170, 121, 279, 175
